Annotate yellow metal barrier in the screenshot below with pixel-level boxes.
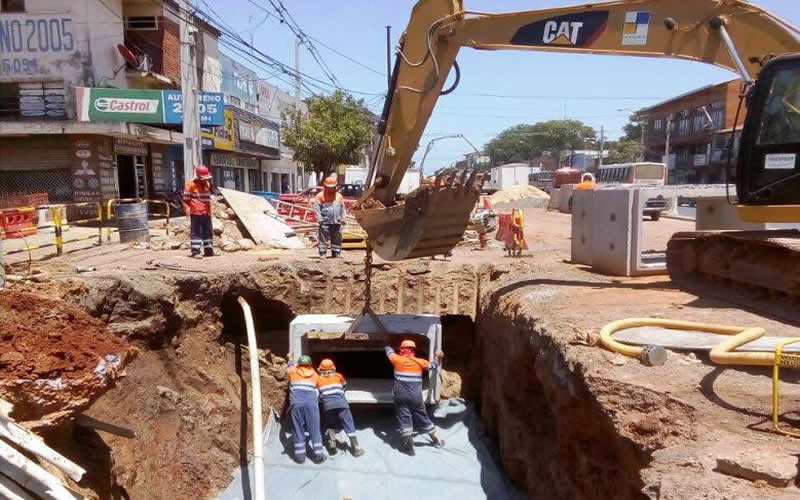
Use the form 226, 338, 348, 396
1, 202, 103, 257
106, 198, 170, 242
772, 338, 800, 438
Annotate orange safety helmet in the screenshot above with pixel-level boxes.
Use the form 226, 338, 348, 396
400, 339, 416, 350
194, 164, 212, 181
323, 176, 337, 188
319, 358, 336, 371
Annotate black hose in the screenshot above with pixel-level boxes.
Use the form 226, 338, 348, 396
440, 60, 460, 96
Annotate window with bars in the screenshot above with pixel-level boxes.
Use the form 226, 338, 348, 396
0, 0, 25, 12
678, 118, 690, 136
125, 16, 158, 30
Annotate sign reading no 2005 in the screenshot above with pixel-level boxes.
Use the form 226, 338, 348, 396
0, 16, 75, 75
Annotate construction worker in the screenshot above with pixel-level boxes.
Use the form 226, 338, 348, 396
384, 338, 445, 455
313, 175, 344, 258
286, 353, 326, 464
316, 358, 365, 457
574, 172, 597, 191
182, 165, 215, 259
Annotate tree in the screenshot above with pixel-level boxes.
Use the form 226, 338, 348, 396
622, 111, 647, 142
282, 90, 373, 177
485, 120, 597, 167
607, 139, 640, 164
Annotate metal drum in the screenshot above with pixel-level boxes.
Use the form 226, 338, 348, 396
116, 202, 150, 243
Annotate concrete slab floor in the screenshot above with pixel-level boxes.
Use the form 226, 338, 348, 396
220, 399, 523, 500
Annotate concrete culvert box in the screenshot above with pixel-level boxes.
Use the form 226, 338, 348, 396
289, 314, 442, 404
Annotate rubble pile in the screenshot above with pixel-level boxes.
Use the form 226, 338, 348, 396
0, 290, 136, 429
490, 184, 549, 205
148, 196, 257, 253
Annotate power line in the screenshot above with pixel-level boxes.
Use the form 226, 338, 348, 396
457, 92, 667, 101
306, 34, 385, 77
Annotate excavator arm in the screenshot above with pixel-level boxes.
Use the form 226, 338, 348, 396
355, 0, 800, 261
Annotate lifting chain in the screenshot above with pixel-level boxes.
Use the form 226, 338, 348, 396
363, 242, 374, 308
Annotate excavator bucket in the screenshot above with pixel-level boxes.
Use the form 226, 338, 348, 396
353, 181, 480, 261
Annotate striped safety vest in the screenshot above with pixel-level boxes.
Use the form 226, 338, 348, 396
317, 372, 348, 410
182, 180, 212, 215
385, 346, 438, 399
287, 362, 319, 405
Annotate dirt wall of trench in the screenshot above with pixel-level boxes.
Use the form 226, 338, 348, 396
30, 259, 505, 499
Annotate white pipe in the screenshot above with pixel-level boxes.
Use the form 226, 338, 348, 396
0, 439, 75, 500
237, 297, 266, 500
0, 474, 35, 500
0, 416, 86, 481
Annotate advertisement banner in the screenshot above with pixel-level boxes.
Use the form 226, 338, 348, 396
77, 87, 224, 125
201, 110, 235, 150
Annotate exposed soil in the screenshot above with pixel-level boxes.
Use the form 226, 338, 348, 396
5, 208, 800, 499
0, 290, 136, 428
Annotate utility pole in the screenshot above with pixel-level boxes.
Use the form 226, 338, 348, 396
294, 37, 302, 99
179, 0, 202, 184
598, 125, 605, 169
385, 26, 392, 91
639, 118, 646, 162
664, 115, 673, 170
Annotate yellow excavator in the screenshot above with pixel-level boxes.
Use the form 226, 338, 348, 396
353, 0, 800, 295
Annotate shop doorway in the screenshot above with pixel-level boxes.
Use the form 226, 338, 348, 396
117, 154, 148, 199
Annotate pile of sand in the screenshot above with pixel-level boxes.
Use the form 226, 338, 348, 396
490, 184, 550, 204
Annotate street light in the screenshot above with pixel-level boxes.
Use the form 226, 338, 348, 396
418, 134, 480, 183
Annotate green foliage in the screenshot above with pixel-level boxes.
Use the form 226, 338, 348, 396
607, 139, 640, 164
282, 91, 372, 175
622, 111, 646, 141
485, 120, 597, 166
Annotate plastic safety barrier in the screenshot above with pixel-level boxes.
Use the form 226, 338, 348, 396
2, 202, 102, 257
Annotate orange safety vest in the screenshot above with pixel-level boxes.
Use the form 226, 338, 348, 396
317, 372, 348, 409
182, 180, 212, 215
288, 364, 319, 405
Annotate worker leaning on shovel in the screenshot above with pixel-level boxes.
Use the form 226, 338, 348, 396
313, 175, 344, 258
384, 336, 445, 455
182, 165, 215, 259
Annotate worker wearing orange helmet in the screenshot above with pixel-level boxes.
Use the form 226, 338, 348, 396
316, 358, 364, 457
182, 165, 215, 259
313, 175, 345, 258
384, 337, 445, 455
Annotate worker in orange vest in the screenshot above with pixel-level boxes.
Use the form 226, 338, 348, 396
182, 165, 215, 259
316, 358, 365, 457
313, 176, 345, 258
574, 172, 597, 191
286, 353, 326, 464
384, 338, 445, 455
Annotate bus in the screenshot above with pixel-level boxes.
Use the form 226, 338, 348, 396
596, 162, 667, 186
596, 162, 668, 220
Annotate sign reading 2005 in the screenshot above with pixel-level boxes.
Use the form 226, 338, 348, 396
0, 15, 75, 76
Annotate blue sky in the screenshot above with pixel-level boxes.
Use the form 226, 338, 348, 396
213, 0, 800, 173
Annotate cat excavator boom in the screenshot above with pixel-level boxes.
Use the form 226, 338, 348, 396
354, 0, 800, 262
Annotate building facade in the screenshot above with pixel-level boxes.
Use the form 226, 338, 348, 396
641, 78, 746, 184
0, 0, 221, 208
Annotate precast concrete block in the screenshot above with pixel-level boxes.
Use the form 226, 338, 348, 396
570, 189, 594, 266
591, 189, 633, 276
548, 188, 561, 210
289, 314, 442, 404
559, 184, 575, 214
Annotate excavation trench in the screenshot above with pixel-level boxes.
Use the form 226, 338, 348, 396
27, 260, 657, 499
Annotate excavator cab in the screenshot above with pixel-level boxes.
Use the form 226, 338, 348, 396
737, 54, 800, 208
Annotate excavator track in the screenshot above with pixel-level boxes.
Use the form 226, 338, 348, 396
667, 230, 800, 299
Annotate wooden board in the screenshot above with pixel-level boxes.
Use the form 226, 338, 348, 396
614, 326, 800, 353
218, 188, 304, 249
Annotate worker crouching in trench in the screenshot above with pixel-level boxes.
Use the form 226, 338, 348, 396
313, 175, 344, 258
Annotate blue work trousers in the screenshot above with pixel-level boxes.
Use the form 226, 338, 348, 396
290, 403, 324, 459
324, 407, 357, 437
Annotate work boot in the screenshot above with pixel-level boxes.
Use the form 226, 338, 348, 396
325, 429, 337, 455
401, 435, 415, 456
349, 436, 365, 457
310, 453, 327, 464
429, 430, 444, 447
191, 253, 203, 259
293, 454, 306, 465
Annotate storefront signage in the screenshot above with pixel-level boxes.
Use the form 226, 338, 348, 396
239, 121, 280, 149
69, 135, 102, 205
236, 157, 259, 169
202, 110, 235, 150
210, 152, 234, 167
113, 138, 149, 156
76, 87, 224, 125
0, 15, 76, 77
